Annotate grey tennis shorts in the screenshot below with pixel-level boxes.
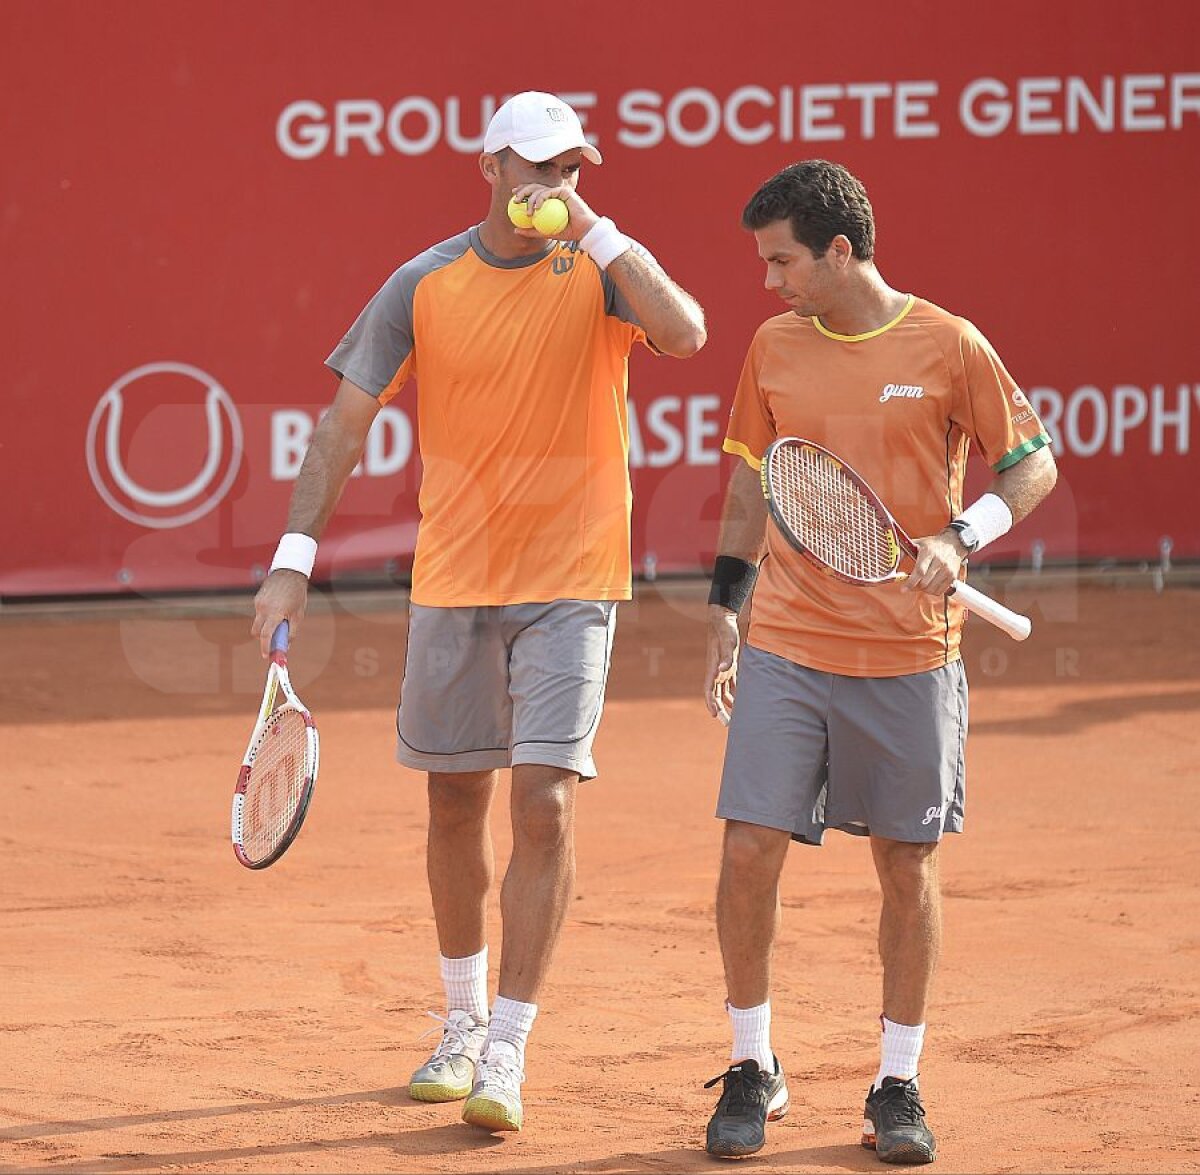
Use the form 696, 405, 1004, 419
396, 599, 617, 780
717, 644, 968, 845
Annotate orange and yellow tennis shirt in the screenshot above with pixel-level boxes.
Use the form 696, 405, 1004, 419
327, 228, 653, 606
725, 296, 1050, 677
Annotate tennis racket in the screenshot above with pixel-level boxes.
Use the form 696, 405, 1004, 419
232, 620, 320, 868
761, 437, 1031, 641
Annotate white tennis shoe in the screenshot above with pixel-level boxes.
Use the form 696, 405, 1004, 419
409, 1010, 488, 1103
461, 1039, 525, 1132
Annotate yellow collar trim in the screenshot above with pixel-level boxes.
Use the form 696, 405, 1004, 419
813, 294, 915, 342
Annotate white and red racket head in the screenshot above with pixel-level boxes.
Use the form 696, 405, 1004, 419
761, 437, 905, 585
759, 436, 1034, 641
232, 621, 319, 869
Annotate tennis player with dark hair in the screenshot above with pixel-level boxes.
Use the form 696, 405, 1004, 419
701, 159, 1056, 1162
252, 90, 706, 1134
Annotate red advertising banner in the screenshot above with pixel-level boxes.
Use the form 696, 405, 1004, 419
3, 0, 1197, 596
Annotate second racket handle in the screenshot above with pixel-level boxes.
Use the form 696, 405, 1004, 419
951, 581, 1032, 641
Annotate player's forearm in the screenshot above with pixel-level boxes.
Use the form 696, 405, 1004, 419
605, 250, 707, 358
284, 419, 367, 540
989, 446, 1058, 524
716, 460, 769, 564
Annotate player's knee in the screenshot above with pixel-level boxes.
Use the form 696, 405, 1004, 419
512, 784, 575, 848
428, 774, 493, 830
874, 839, 939, 900
721, 820, 788, 879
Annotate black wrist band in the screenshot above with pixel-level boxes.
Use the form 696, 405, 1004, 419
708, 555, 759, 613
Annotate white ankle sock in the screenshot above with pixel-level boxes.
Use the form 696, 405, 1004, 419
727, 1000, 774, 1073
440, 948, 489, 1022
487, 995, 538, 1070
874, 1016, 924, 1090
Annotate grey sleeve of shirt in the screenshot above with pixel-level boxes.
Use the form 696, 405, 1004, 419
325, 230, 472, 397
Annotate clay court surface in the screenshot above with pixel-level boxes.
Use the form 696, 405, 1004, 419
1, 579, 1197, 1174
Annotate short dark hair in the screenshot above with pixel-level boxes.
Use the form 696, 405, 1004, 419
741, 160, 875, 261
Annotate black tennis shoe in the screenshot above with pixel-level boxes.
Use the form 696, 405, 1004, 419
704, 1056, 789, 1158
862, 1076, 936, 1164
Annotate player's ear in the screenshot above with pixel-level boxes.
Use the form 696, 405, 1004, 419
479, 152, 502, 184
829, 234, 854, 270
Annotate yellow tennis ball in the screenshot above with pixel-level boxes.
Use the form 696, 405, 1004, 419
507, 197, 534, 229
532, 197, 569, 236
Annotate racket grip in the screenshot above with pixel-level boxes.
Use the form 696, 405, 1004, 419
950, 581, 1032, 641
270, 620, 291, 654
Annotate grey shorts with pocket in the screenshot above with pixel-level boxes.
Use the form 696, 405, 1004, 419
396, 599, 617, 780
717, 643, 968, 845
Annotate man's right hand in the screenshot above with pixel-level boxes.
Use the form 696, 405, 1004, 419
704, 605, 741, 724
252, 569, 309, 657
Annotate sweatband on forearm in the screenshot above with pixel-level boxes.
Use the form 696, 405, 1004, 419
269, 532, 318, 577
579, 217, 632, 270
708, 556, 759, 613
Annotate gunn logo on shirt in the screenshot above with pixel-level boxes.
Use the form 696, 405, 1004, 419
879, 384, 924, 402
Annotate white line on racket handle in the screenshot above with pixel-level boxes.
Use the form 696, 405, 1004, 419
950, 581, 1032, 641
716, 706, 731, 727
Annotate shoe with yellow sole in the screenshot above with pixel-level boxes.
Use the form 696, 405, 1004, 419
462, 1040, 524, 1132
409, 1010, 488, 1103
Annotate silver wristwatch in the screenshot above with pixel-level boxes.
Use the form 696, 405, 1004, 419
948, 519, 980, 554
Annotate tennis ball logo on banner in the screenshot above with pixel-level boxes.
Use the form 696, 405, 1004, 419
86, 362, 244, 529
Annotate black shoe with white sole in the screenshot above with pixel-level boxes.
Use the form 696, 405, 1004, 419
862, 1076, 936, 1165
704, 1057, 789, 1158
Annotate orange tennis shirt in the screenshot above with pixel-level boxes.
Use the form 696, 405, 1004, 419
725, 296, 1050, 677
327, 228, 651, 606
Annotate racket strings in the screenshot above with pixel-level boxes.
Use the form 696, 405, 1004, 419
771, 446, 896, 580
243, 708, 311, 862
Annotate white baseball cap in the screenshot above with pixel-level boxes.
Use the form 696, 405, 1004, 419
483, 91, 603, 165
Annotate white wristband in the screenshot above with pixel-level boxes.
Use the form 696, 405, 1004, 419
579, 217, 631, 270
269, 532, 318, 577
955, 493, 1013, 552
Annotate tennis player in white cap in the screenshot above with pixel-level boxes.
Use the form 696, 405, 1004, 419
252, 89, 706, 1134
